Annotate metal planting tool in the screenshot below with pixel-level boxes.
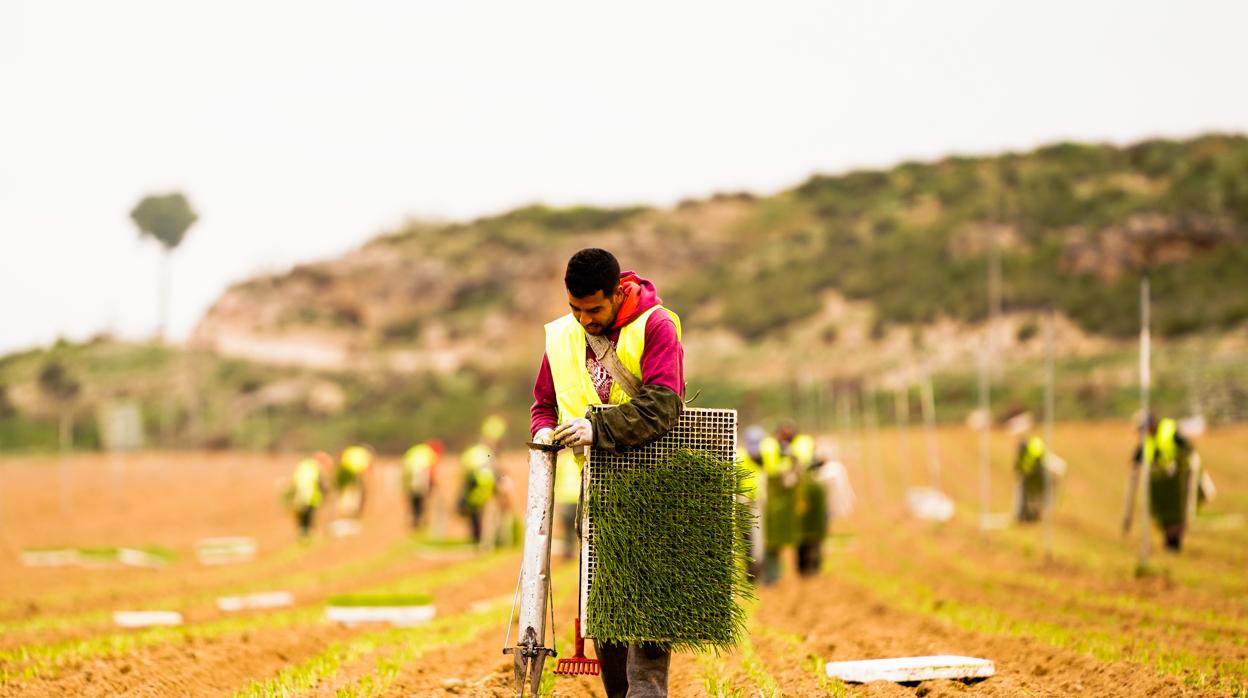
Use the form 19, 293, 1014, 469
504, 442, 561, 697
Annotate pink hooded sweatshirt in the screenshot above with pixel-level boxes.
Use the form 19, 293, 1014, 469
530, 271, 684, 435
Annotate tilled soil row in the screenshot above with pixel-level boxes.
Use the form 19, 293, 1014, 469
2, 552, 520, 696
0, 543, 480, 651
755, 570, 1223, 698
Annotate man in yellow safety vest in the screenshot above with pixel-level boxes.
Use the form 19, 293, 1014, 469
290, 451, 331, 537
760, 423, 816, 582
402, 439, 442, 529
459, 441, 497, 546
530, 248, 685, 698
336, 444, 373, 519
1125, 414, 1208, 552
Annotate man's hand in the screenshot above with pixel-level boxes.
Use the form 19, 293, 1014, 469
533, 428, 555, 445
552, 418, 593, 448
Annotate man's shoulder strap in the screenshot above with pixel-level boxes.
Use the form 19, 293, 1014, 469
585, 332, 643, 399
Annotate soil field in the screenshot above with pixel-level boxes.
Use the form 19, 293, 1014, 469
0, 421, 1244, 697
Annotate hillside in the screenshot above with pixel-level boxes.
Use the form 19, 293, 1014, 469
3, 134, 1248, 453
194, 134, 1248, 379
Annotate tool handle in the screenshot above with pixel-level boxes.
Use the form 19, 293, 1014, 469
574, 617, 585, 656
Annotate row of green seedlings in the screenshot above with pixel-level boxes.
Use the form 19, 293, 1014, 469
869, 521, 1248, 677
0, 538, 321, 622
0, 534, 466, 639
828, 556, 1248, 695
897, 523, 1248, 638
235, 564, 582, 698
0, 552, 512, 684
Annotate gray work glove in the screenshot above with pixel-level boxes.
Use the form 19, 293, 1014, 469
552, 418, 593, 448
532, 428, 555, 445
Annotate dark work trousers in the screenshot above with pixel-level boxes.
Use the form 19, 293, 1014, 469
468, 510, 483, 543
408, 493, 426, 528
594, 640, 670, 698
296, 506, 315, 536
796, 540, 822, 576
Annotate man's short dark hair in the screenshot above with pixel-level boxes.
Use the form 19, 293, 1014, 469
564, 248, 620, 298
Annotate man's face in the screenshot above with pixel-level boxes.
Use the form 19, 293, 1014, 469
568, 288, 621, 336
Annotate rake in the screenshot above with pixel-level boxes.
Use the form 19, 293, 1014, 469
554, 617, 599, 676
556, 460, 599, 677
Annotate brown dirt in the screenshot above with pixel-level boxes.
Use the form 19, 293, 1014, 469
1, 423, 1244, 696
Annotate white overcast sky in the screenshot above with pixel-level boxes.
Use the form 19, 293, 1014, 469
1, 0, 1246, 354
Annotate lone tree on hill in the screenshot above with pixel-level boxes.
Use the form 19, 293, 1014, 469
130, 192, 198, 342
38, 360, 81, 451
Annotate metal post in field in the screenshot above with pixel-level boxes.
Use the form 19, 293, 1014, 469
1137, 273, 1152, 568
1043, 307, 1056, 561
977, 339, 991, 532
894, 385, 913, 489
920, 373, 941, 490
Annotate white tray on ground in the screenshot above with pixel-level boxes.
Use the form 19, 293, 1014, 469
217, 591, 295, 612
905, 487, 955, 522
196, 537, 258, 565
827, 655, 995, 683
20, 549, 80, 567
113, 610, 184, 628
118, 548, 170, 568
324, 604, 435, 627
328, 519, 363, 538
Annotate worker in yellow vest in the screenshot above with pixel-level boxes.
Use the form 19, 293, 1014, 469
1014, 434, 1048, 523
553, 448, 582, 561
336, 444, 374, 519
529, 248, 685, 698
289, 451, 331, 537
759, 423, 817, 581
402, 439, 443, 529
1124, 415, 1209, 552
738, 426, 767, 582
459, 442, 497, 547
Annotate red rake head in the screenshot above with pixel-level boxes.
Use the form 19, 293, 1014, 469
554, 617, 600, 676
554, 656, 600, 676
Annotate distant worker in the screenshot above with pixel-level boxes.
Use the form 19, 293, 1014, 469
530, 248, 684, 698
459, 442, 498, 548
1123, 415, 1211, 552
336, 444, 374, 519
737, 426, 767, 582
760, 422, 815, 583
1008, 413, 1065, 524
289, 451, 331, 537
402, 439, 443, 529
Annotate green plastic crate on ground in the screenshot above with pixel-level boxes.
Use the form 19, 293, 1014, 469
586, 448, 754, 652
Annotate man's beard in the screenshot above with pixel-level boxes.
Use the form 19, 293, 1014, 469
585, 309, 619, 336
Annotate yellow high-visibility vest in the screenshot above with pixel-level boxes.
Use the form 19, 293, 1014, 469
760, 434, 814, 476
341, 446, 372, 475
403, 443, 435, 494
738, 447, 763, 500
293, 458, 322, 508
1018, 436, 1046, 475
1144, 418, 1179, 473
544, 305, 682, 425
